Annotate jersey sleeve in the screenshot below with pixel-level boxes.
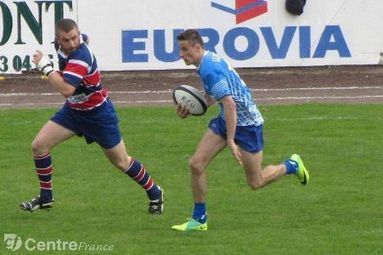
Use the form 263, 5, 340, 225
205, 69, 231, 101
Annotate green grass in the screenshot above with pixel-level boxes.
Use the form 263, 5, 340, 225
0, 104, 382, 254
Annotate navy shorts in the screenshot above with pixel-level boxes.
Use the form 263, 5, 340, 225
51, 100, 121, 149
208, 117, 264, 153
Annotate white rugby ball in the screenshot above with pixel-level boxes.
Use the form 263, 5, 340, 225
172, 85, 208, 116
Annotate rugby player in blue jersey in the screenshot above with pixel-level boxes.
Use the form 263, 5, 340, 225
20, 19, 164, 215
172, 29, 309, 231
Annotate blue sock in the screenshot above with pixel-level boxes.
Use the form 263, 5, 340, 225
192, 203, 207, 223
284, 159, 298, 174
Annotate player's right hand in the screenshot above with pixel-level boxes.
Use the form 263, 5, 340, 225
176, 104, 190, 119
33, 50, 54, 76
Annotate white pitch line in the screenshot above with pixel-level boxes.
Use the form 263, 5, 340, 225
112, 95, 383, 104
259, 95, 383, 100
251, 86, 382, 92
110, 90, 172, 94
110, 86, 383, 94
0, 92, 59, 97
1, 94, 381, 108
273, 116, 361, 121
114, 100, 173, 104
0, 86, 382, 97
0, 102, 62, 107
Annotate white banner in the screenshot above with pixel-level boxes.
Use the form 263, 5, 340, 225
1, 0, 382, 73
0, 0, 77, 73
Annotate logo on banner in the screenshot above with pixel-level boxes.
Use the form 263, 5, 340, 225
211, 0, 268, 24
121, 1, 351, 64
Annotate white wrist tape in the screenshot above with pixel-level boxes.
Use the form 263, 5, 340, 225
36, 56, 54, 76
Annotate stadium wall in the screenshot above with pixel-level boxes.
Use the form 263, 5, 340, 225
0, 0, 382, 73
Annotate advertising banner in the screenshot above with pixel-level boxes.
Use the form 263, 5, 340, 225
1, 0, 382, 73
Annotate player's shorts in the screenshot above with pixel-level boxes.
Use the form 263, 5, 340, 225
208, 117, 264, 153
51, 99, 121, 149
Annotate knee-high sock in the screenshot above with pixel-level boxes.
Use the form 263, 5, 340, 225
34, 153, 53, 201
125, 159, 160, 200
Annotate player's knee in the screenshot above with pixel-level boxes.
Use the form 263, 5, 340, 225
247, 180, 265, 190
188, 157, 204, 175
111, 157, 129, 171
31, 138, 49, 155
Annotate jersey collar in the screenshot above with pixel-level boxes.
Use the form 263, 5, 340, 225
196, 50, 208, 71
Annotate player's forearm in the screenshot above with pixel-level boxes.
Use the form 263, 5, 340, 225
222, 97, 237, 142
225, 111, 237, 142
33, 50, 75, 97
47, 72, 76, 97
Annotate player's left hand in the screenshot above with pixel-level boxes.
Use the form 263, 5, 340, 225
227, 140, 242, 166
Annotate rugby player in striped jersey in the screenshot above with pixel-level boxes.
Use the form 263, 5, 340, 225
20, 19, 164, 215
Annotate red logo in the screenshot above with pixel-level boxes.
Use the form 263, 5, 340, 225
211, 0, 268, 24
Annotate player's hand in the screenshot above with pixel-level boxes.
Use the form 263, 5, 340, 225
32, 50, 43, 65
176, 104, 190, 119
33, 50, 54, 76
227, 140, 242, 166
204, 93, 215, 106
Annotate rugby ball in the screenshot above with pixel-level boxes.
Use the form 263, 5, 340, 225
172, 85, 208, 116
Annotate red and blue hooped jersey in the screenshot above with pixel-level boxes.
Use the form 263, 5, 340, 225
56, 35, 108, 111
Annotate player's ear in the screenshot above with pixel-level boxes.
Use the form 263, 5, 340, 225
54, 34, 61, 48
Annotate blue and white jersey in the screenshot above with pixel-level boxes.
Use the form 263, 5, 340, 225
197, 51, 264, 126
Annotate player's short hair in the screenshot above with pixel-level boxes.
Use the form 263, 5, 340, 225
55, 18, 78, 35
177, 29, 204, 48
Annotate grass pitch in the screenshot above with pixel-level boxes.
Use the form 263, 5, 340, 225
0, 104, 382, 254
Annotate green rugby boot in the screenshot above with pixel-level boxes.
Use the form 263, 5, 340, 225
290, 154, 309, 185
171, 218, 208, 231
